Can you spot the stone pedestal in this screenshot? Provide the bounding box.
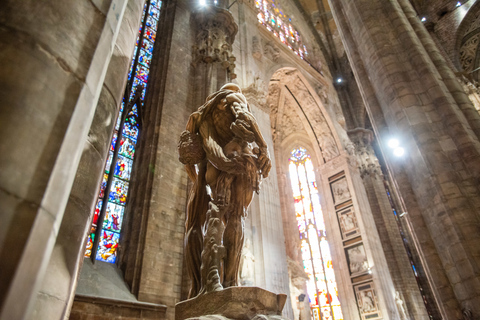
[175,287,287,320]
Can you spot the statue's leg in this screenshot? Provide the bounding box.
[185,162,209,298]
[185,222,203,298]
[223,207,245,288]
[223,174,255,288]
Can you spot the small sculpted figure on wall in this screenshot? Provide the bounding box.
[179,83,271,298]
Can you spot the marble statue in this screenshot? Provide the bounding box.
[179,83,271,298]
[395,291,408,320]
[240,239,255,286]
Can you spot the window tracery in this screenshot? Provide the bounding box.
[84,0,162,263]
[289,147,343,320]
[255,0,308,59]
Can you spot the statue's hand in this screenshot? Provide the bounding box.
[221,156,246,174]
[256,148,271,178]
[230,119,255,142]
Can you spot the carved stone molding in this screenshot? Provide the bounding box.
[347,128,381,178]
[252,36,262,60]
[192,7,238,78]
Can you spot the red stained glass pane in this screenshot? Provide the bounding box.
[96,230,120,263]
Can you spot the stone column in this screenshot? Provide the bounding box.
[0,0,128,319]
[191,5,238,106]
[329,0,480,318]
[348,128,430,319]
[29,2,146,319]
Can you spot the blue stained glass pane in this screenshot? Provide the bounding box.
[114,155,133,181]
[130,78,147,100]
[96,230,120,263]
[152,0,162,9]
[111,131,118,152]
[146,15,158,30]
[109,177,129,205]
[105,151,113,173]
[149,5,160,19]
[142,38,154,55]
[123,119,139,141]
[119,135,136,159]
[138,48,153,68]
[104,202,125,233]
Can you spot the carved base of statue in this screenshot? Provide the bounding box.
[175,287,288,320]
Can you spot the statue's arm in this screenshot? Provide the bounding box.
[199,122,243,174]
[184,112,201,181]
[229,98,271,177]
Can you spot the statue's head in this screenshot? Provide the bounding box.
[220,83,241,93]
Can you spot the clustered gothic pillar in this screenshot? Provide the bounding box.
[0,0,129,319]
[191,5,238,105]
[330,0,480,318]
[348,128,431,319]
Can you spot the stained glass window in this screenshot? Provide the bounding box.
[289,147,343,320]
[255,0,308,59]
[84,0,162,263]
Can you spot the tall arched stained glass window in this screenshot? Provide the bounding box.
[84,0,162,264]
[289,147,343,320]
[255,0,308,59]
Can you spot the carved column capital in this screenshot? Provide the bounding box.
[192,7,238,78]
[347,128,381,178]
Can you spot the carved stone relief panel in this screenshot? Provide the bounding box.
[354,282,382,320]
[337,206,359,239]
[345,243,369,276]
[330,177,351,205]
[288,76,339,162]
